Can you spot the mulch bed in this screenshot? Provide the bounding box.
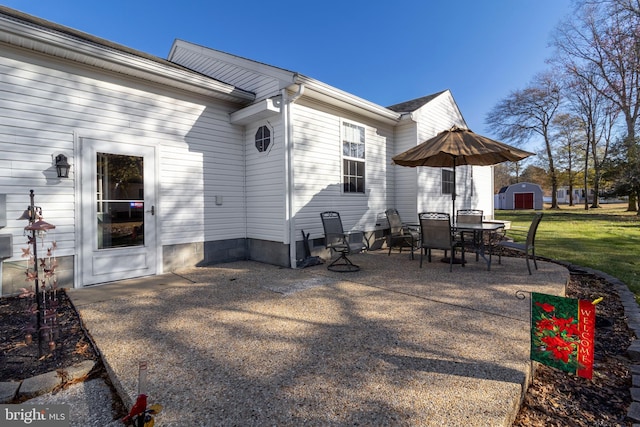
[513,272,635,426]
[0,290,98,382]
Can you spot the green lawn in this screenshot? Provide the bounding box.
[494,204,640,299]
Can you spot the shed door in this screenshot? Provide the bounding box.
[80,138,157,285]
[514,193,534,209]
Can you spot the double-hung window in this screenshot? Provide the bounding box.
[342,122,365,193]
[442,169,454,195]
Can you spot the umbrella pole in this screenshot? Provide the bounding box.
[452,157,456,220]
[443,157,464,264]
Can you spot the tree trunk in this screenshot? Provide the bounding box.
[591,171,601,208]
[546,130,560,209]
[584,143,589,210]
[569,183,574,206]
[625,122,638,211]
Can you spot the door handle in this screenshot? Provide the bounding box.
[147,205,155,216]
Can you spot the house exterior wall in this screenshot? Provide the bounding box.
[0,8,500,293]
[245,118,285,241]
[243,117,291,265]
[470,166,494,218]
[290,99,394,254]
[392,119,420,224]
[0,44,248,294]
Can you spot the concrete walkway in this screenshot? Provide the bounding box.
[67,251,568,426]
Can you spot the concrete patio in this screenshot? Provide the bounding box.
[68,250,568,426]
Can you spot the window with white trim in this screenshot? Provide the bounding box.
[342,122,365,193]
[442,169,454,195]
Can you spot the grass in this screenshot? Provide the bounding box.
[494,203,640,300]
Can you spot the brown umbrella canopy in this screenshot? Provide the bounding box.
[392,126,534,218]
[392,126,534,167]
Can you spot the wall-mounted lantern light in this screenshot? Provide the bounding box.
[55,154,70,178]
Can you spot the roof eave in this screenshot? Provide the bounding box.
[0,8,255,104]
[292,75,401,125]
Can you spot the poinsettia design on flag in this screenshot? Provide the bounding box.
[530,292,595,379]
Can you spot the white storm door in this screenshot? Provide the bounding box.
[80,139,157,285]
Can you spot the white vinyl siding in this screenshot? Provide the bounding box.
[245,119,286,241]
[0,45,247,260]
[291,101,393,241]
[392,120,419,223]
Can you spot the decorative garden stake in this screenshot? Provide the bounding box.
[122,362,163,426]
[19,190,59,356]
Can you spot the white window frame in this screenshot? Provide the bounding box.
[255,124,272,153]
[341,120,366,194]
[441,169,454,195]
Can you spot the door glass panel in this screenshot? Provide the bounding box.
[96,153,144,249]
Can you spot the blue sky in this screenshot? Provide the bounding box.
[3,1,572,151]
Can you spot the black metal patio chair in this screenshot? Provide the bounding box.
[385,208,420,259]
[497,212,543,275]
[456,209,483,261]
[418,212,465,272]
[320,211,366,272]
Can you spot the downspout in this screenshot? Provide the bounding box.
[284,83,305,268]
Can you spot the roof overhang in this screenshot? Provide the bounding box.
[0,7,255,104]
[229,96,282,125]
[293,76,401,126]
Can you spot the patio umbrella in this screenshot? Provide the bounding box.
[392,125,534,217]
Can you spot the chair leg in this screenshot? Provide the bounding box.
[420,247,424,268]
[409,237,415,260]
[532,248,538,270]
[525,255,532,275]
[327,252,360,272]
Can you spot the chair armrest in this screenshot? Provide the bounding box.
[401,223,419,232]
[326,230,363,246]
[345,230,364,244]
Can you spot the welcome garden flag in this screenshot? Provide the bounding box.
[530,292,596,379]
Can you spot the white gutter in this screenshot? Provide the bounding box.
[284,84,305,268]
[294,75,400,125]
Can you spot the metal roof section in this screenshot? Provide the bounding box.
[0,6,255,104]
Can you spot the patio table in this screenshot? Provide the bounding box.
[453,221,505,270]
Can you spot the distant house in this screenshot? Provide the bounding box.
[495,183,543,210]
[556,187,586,204]
[0,6,495,295]
[556,186,626,205]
